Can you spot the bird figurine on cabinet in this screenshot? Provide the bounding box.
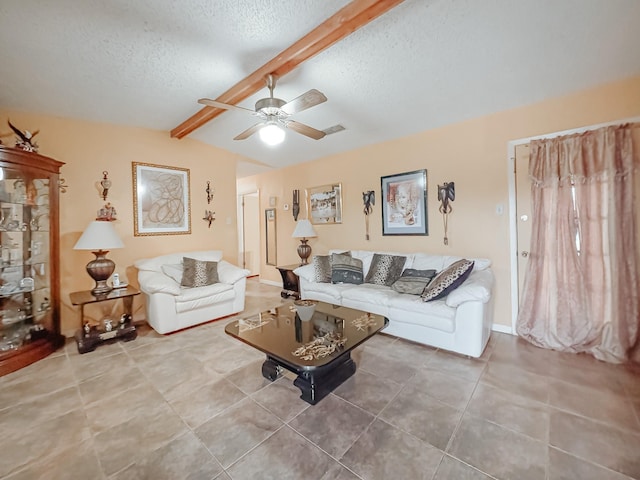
[7,120,40,152]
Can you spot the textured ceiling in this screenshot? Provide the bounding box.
[1,0,639,177]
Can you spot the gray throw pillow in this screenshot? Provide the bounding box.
[181,257,219,287]
[391,268,437,295]
[421,259,474,302]
[312,255,332,283]
[365,254,407,286]
[331,253,363,284]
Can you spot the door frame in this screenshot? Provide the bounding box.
[507,116,640,333]
[237,189,260,273]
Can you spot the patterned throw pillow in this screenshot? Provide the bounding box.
[331,253,364,284]
[391,268,437,295]
[181,257,219,287]
[364,254,407,286]
[421,259,474,302]
[312,255,332,283]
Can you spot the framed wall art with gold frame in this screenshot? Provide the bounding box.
[306,183,342,225]
[132,162,191,236]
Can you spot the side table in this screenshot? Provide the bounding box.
[276,264,301,299]
[70,286,140,353]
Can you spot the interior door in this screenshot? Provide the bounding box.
[515,143,532,307]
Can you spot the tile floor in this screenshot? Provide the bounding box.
[1,278,639,480]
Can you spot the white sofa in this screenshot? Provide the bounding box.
[295,250,494,358]
[134,250,249,334]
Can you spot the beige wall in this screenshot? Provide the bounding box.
[238,76,640,329]
[0,109,242,335]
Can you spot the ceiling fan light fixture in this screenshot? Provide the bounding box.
[259,123,285,146]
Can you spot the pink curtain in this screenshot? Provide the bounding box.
[517,124,639,363]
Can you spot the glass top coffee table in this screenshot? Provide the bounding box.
[225,300,388,405]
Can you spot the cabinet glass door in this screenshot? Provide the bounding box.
[0,168,52,352]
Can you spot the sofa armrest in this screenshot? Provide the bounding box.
[294,264,315,282]
[138,270,181,296]
[445,269,494,308]
[217,260,250,284]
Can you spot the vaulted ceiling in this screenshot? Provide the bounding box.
[1,0,639,177]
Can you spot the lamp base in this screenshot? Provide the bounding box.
[297,239,312,265]
[87,250,115,296]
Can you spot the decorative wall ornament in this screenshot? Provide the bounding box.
[58,178,68,193]
[206,181,214,204]
[292,189,300,221]
[96,202,117,221]
[362,190,375,240]
[100,171,111,200]
[437,182,455,245]
[203,210,216,228]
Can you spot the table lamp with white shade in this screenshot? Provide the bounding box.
[73,221,124,295]
[292,219,317,265]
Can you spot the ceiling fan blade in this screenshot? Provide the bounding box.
[198,98,256,115]
[281,89,327,115]
[234,123,265,140]
[285,120,326,140]
[322,124,346,135]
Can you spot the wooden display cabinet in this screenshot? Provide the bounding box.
[0,147,65,376]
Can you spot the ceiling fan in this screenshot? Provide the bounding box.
[198,74,344,145]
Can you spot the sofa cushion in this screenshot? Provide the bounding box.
[331,253,364,284]
[312,255,332,283]
[181,257,219,287]
[388,295,456,332]
[421,259,474,302]
[341,284,396,308]
[364,254,407,286]
[391,268,437,295]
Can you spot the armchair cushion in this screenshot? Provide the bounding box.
[161,263,183,284]
[138,270,181,296]
[217,260,250,284]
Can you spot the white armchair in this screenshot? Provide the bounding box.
[134,250,249,334]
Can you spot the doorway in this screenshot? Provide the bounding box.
[238,191,260,276]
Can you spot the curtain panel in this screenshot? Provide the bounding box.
[517,124,639,363]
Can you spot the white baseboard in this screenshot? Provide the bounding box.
[492,323,514,335]
[259,279,281,287]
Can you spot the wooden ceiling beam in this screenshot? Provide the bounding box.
[171,0,405,139]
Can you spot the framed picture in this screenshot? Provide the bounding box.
[306,183,343,224]
[381,169,428,235]
[132,162,191,236]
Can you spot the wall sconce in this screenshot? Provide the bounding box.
[100,171,111,201]
[203,210,216,228]
[437,182,455,245]
[206,181,214,204]
[362,190,375,240]
[292,189,300,221]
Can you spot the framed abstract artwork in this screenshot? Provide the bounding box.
[381,169,428,235]
[132,162,191,236]
[306,183,343,224]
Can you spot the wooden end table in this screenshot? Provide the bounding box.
[276,264,302,299]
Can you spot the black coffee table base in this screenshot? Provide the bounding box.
[262,352,356,405]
